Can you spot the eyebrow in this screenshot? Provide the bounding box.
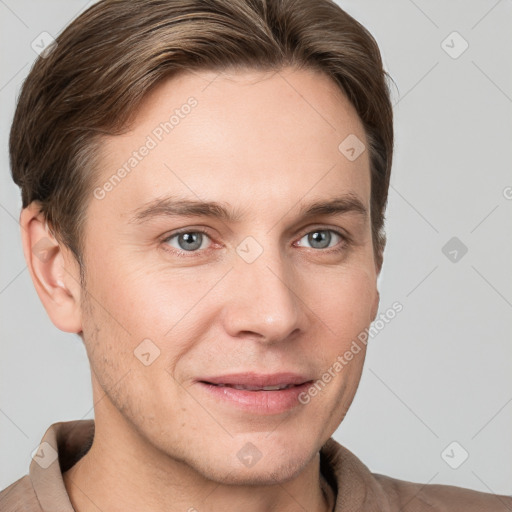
[128,193,368,225]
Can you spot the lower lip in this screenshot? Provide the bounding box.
[197,381,313,414]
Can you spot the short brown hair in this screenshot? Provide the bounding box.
[10,0,393,281]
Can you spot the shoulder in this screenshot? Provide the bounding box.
[320,437,512,511]
[374,472,512,511]
[0,475,43,512]
[0,419,94,512]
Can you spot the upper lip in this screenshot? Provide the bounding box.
[198,372,312,387]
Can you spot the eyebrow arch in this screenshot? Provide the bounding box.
[128,193,367,225]
[297,194,367,220]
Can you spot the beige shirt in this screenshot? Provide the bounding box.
[1,420,510,511]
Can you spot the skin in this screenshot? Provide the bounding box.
[20,66,380,512]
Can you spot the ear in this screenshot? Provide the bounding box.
[19,202,83,333]
[371,287,380,323]
[371,241,384,322]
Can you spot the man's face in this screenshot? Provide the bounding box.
[79,66,379,484]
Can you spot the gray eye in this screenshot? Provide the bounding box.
[300,230,339,250]
[167,232,208,252]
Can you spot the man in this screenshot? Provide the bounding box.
[1,0,511,510]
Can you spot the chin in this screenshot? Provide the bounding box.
[198,455,313,487]
[186,434,319,486]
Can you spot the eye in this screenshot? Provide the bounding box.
[162,229,212,254]
[296,229,346,251]
[161,227,349,258]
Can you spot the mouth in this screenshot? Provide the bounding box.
[195,373,314,414]
[198,372,311,389]
[201,382,302,391]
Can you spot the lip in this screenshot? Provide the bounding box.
[198,372,311,388]
[195,372,313,415]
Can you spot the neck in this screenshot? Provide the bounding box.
[63,397,334,512]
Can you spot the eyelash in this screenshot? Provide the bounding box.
[161,227,351,258]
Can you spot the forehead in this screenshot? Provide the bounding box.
[89,66,370,225]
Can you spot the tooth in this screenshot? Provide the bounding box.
[221,384,295,391]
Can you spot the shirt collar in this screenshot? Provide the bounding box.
[29,419,389,512]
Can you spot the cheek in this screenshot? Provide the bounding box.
[84,258,221,368]
[87,250,183,332]
[306,264,377,339]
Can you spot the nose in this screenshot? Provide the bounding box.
[220,242,305,344]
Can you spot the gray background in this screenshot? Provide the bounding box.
[1,0,511,496]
